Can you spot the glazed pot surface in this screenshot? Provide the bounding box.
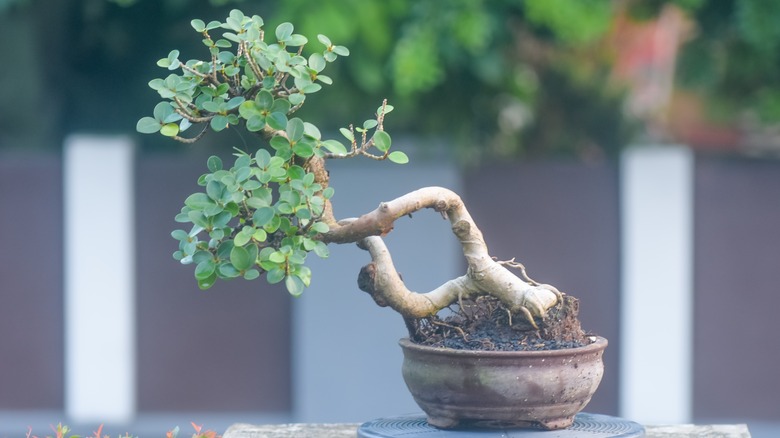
[399,336,607,430]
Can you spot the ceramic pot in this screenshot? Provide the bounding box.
[399,336,607,430]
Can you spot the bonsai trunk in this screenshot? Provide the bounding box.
[317,181,562,329]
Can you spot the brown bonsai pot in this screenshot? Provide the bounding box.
[399,336,608,430]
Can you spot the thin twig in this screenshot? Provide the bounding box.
[496,257,540,286]
[173,124,209,144]
[431,319,469,342]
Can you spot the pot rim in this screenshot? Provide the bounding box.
[399,336,607,358]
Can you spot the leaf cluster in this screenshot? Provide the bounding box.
[137,10,407,295]
[171,149,332,294]
[136,9,349,140]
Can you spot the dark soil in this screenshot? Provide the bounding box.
[405,294,590,351]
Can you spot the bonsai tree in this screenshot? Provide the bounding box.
[137,10,573,343]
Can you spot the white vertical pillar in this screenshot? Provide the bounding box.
[620,145,694,424]
[64,135,136,423]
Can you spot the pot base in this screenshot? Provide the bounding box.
[358,413,645,437]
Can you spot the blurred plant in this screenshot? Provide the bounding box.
[23,422,219,438]
[272,0,630,160]
[676,0,780,123]
[8,0,780,156]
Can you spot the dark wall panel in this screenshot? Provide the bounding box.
[0,155,64,409]
[135,153,291,413]
[463,161,621,415]
[693,156,780,420]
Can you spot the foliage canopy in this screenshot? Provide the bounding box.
[138,10,405,294]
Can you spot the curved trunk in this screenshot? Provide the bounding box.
[321,186,560,324]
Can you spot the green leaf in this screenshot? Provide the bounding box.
[295,207,311,220]
[235,166,251,182]
[255,149,272,167]
[293,142,314,158]
[276,22,294,41]
[153,101,175,121]
[160,123,180,137]
[244,269,260,280]
[269,251,286,264]
[253,228,267,242]
[206,180,225,201]
[339,127,354,143]
[246,116,266,132]
[286,117,304,142]
[136,117,161,134]
[230,245,251,271]
[171,229,189,241]
[219,263,240,278]
[207,155,223,172]
[267,112,288,131]
[197,273,217,290]
[321,139,347,155]
[270,135,291,151]
[239,101,261,118]
[312,240,329,258]
[378,104,394,115]
[271,98,291,114]
[288,93,305,106]
[276,202,294,215]
[363,119,378,130]
[286,165,305,180]
[322,186,335,199]
[225,17,241,32]
[332,45,350,56]
[234,231,251,247]
[285,275,305,296]
[229,9,245,21]
[309,222,330,234]
[252,206,275,227]
[309,53,326,72]
[301,83,322,93]
[267,267,285,284]
[211,115,229,131]
[287,34,308,46]
[201,100,222,113]
[195,260,216,280]
[175,210,192,223]
[317,34,332,47]
[191,19,206,32]
[256,90,274,109]
[388,150,409,164]
[373,130,391,152]
[185,193,214,209]
[213,210,232,227]
[225,96,245,110]
[243,181,262,192]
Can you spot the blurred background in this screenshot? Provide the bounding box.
[1,0,780,436]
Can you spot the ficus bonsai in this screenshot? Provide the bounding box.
[137,9,563,334]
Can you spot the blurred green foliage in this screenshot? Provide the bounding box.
[4,0,780,159]
[261,0,632,160]
[676,0,780,124]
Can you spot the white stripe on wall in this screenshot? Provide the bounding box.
[64,135,136,423]
[619,145,694,424]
